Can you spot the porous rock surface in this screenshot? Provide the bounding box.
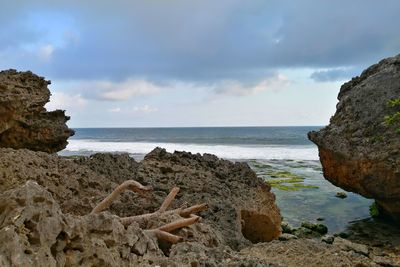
[308,54,400,221]
[0,70,74,153]
[0,147,281,266]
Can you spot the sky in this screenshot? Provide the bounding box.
[1,0,400,127]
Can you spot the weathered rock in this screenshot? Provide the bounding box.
[279,233,298,241]
[241,239,375,267]
[333,237,369,256]
[301,221,328,235]
[335,192,347,199]
[308,54,400,222]
[0,180,164,267]
[321,235,335,244]
[137,148,282,247]
[0,70,74,153]
[0,147,281,265]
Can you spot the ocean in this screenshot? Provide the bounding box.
[62,126,319,160]
[60,126,373,233]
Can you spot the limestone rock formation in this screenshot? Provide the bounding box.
[0,69,74,153]
[308,54,400,222]
[138,148,282,247]
[0,147,281,265]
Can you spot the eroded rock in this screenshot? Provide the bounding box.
[0,70,74,153]
[308,54,400,222]
[138,148,282,247]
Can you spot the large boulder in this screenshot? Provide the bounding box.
[308,54,400,222]
[0,147,281,265]
[0,69,74,153]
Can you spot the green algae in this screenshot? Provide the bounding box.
[369,202,379,217]
[264,170,319,191]
[271,183,319,191]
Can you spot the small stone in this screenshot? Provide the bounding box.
[278,233,298,241]
[321,235,334,244]
[281,221,294,234]
[316,217,325,221]
[301,221,328,235]
[335,192,347,199]
[334,232,350,238]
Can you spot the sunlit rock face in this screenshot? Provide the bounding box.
[0,69,74,153]
[309,54,400,222]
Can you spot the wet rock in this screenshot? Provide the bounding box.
[335,232,351,239]
[301,221,328,235]
[308,54,400,222]
[281,221,294,234]
[0,70,74,153]
[335,192,347,199]
[321,235,335,244]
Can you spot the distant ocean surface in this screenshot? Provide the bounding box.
[62,126,320,160]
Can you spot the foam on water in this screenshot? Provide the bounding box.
[65,139,319,160]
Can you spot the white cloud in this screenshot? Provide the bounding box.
[132,105,158,114]
[45,92,87,111]
[108,107,121,113]
[97,79,160,101]
[214,74,290,96]
[38,44,54,61]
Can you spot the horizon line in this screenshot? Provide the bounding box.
[71,125,325,129]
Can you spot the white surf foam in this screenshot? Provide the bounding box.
[65,139,319,160]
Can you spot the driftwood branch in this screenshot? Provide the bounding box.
[91,180,153,214]
[91,180,207,244]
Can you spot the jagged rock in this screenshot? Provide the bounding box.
[137,148,282,247]
[308,54,400,222]
[0,180,163,267]
[0,69,74,153]
[0,147,281,265]
[0,148,283,266]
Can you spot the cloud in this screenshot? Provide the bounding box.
[38,44,54,61]
[132,105,158,114]
[45,92,87,111]
[310,68,358,82]
[97,79,159,101]
[108,107,121,112]
[70,79,160,101]
[0,0,399,83]
[214,74,290,96]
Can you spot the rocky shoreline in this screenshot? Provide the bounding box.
[1,148,399,266]
[0,59,400,266]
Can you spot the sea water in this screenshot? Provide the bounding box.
[60,126,373,233]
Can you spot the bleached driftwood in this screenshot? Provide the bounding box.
[91,180,207,244]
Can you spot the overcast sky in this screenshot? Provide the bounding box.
[1,0,399,127]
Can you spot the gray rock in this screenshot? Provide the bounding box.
[335,192,347,199]
[333,237,369,256]
[321,235,335,244]
[301,221,328,235]
[308,54,400,222]
[279,233,298,241]
[281,221,294,234]
[0,70,74,153]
